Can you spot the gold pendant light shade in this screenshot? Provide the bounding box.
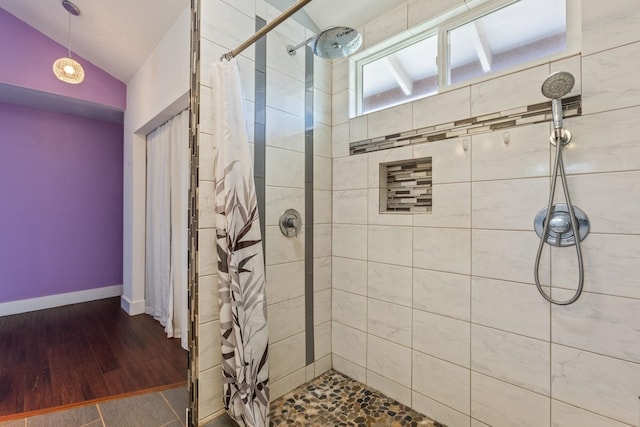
[53,0,85,84]
[53,57,85,84]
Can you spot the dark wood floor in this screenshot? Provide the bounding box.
[0,297,187,419]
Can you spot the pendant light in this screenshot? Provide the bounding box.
[52,0,85,84]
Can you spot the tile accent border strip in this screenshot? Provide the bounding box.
[187,0,200,425]
[255,17,267,251]
[304,45,315,365]
[350,95,582,155]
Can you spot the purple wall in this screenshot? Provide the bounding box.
[0,103,123,303]
[0,8,126,110]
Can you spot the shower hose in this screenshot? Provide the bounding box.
[533,131,585,305]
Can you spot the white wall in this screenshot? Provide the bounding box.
[331,1,640,427]
[122,7,190,315]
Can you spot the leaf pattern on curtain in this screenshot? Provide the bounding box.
[212,58,269,427]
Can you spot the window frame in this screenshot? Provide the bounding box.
[352,0,581,117]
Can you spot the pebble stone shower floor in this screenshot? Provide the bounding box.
[268,370,446,427]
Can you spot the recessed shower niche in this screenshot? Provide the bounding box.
[379,157,433,213]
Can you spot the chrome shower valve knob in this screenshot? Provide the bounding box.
[279,209,302,238]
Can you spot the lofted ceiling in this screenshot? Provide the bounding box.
[267,0,408,33]
[0,0,405,84]
[0,0,188,83]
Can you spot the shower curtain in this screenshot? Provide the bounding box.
[212,59,269,426]
[145,109,190,350]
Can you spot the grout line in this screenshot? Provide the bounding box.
[469,129,474,416]
[159,390,184,426]
[96,404,106,427]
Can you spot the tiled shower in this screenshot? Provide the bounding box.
[194,0,640,426]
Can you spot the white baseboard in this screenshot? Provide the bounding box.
[0,285,123,317]
[120,295,146,316]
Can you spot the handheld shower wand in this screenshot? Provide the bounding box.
[533,71,590,305]
[541,71,574,141]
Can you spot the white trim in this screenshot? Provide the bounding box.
[120,294,146,315]
[0,285,123,317]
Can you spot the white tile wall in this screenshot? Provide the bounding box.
[413,137,471,184]
[314,256,332,292]
[413,309,470,368]
[413,87,470,129]
[369,262,413,307]
[313,289,331,326]
[266,261,304,304]
[563,107,640,175]
[314,190,332,224]
[471,122,550,181]
[332,123,350,159]
[471,324,550,395]
[367,103,413,139]
[313,122,332,159]
[472,229,550,284]
[333,190,367,224]
[332,322,367,367]
[265,186,305,227]
[368,225,413,267]
[332,289,367,331]
[472,277,550,341]
[413,268,470,321]
[412,183,471,228]
[582,41,640,114]
[367,335,412,387]
[472,178,549,230]
[551,233,640,299]
[471,372,551,427]
[551,291,640,364]
[327,6,640,425]
[413,351,471,415]
[270,332,306,382]
[551,344,640,426]
[414,227,471,274]
[332,224,367,260]
[412,392,471,427]
[368,299,412,346]
[265,147,305,188]
[332,257,367,296]
[265,108,305,152]
[470,65,549,117]
[267,297,305,343]
[367,370,411,407]
[582,0,640,55]
[551,400,630,427]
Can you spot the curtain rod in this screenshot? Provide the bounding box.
[221,0,312,61]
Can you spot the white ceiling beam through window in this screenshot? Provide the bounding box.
[470,21,493,72]
[384,55,414,96]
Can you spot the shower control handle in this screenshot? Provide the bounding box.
[279,209,302,238]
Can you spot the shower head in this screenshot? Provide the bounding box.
[287,26,362,59]
[541,71,575,99]
[541,72,575,138]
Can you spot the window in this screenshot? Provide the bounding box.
[447,0,566,85]
[355,0,578,116]
[362,35,437,114]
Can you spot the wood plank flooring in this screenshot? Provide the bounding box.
[0,297,187,419]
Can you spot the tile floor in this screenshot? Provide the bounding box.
[1,371,444,427]
[0,386,187,427]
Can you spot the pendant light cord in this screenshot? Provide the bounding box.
[67,11,72,58]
